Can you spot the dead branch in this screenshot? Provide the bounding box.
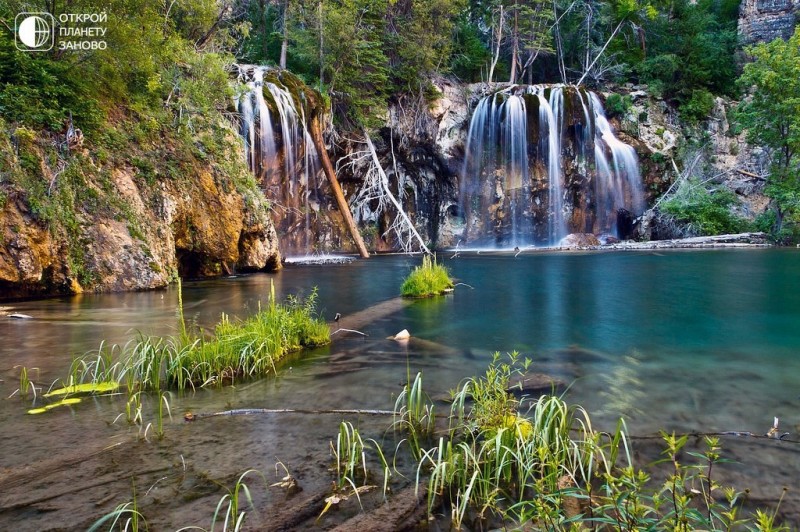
[185,408,395,421]
[340,131,431,254]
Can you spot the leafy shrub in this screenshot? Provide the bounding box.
[605,93,633,118]
[400,255,454,297]
[661,178,750,235]
[680,88,716,123]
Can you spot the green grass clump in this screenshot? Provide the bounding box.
[59,282,329,393]
[411,353,789,530]
[400,255,454,298]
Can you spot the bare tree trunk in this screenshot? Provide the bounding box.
[577,18,625,86]
[552,0,567,84]
[509,2,519,84]
[488,5,504,84]
[310,115,370,258]
[279,0,289,69]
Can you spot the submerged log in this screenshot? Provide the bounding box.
[310,114,370,258]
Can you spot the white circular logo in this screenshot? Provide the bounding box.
[18,15,51,49]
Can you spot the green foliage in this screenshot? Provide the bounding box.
[626,0,738,112]
[413,355,789,529]
[422,352,604,529]
[604,93,632,118]
[393,372,436,460]
[660,178,750,235]
[57,282,329,393]
[680,88,715,123]
[736,27,800,241]
[386,0,465,93]
[450,14,492,81]
[400,254,454,297]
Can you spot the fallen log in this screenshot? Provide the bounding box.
[310,114,369,258]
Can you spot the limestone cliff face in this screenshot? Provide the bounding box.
[0,121,280,300]
[738,0,800,45]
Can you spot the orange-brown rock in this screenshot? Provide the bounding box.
[0,130,280,300]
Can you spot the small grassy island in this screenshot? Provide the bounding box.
[400,255,455,298]
[45,283,330,397]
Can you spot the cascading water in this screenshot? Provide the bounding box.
[460,85,645,246]
[237,66,324,256]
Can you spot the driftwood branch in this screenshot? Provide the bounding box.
[185,408,395,421]
[331,328,369,337]
[736,168,768,181]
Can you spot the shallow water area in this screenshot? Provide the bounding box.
[2,249,800,528]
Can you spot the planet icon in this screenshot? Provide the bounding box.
[18,15,52,49]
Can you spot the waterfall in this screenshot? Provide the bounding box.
[460,91,532,247]
[460,85,644,246]
[237,66,323,256]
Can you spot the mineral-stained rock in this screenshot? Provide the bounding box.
[558,233,601,248]
[0,135,280,300]
[738,0,800,46]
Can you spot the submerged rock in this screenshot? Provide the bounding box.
[392,329,411,340]
[507,373,567,396]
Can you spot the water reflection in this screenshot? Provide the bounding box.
[2,249,800,528]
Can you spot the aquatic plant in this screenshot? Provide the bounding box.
[51,282,329,397]
[331,421,368,489]
[9,365,39,399]
[414,353,603,528]
[209,470,263,532]
[404,354,790,530]
[88,479,146,532]
[393,371,435,460]
[400,255,454,298]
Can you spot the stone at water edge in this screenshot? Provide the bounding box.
[558,233,601,248]
[393,329,411,340]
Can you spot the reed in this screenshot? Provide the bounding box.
[416,353,612,528]
[393,372,435,459]
[88,479,146,532]
[51,282,329,397]
[10,365,39,399]
[210,470,263,532]
[331,421,367,488]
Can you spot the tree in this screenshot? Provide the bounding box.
[736,26,800,238]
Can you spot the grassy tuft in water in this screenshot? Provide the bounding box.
[400,255,454,298]
[409,353,790,530]
[54,281,329,396]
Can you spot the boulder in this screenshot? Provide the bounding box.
[558,233,601,248]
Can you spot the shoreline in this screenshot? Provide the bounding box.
[0,233,781,305]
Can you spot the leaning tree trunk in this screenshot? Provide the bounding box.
[310,115,370,258]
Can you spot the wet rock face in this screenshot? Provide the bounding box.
[0,133,280,300]
[738,0,800,45]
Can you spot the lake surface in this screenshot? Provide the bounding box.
[1,249,800,529]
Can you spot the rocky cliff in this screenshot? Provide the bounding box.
[738,0,800,45]
[0,116,280,300]
[334,80,670,249]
